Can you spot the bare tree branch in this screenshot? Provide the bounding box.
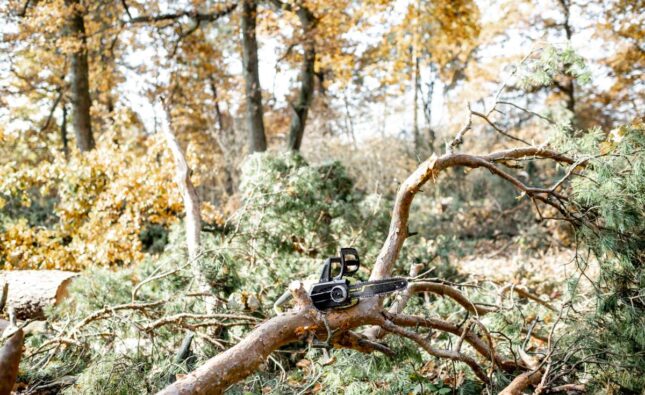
[127,3,237,25]
[499,369,543,395]
[410,281,497,315]
[379,318,490,383]
[385,313,518,371]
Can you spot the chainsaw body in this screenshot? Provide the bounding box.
[309,248,407,310]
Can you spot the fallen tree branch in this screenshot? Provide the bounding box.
[159,144,578,394]
[499,369,543,395]
[142,313,259,332]
[75,301,164,332]
[370,147,574,282]
[159,285,384,394]
[544,383,585,393]
[0,310,24,395]
[499,284,557,312]
[332,331,394,356]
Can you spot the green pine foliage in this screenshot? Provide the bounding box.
[558,121,644,392]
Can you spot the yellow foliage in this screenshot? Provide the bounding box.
[0,124,222,270]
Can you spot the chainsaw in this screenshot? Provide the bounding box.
[308,248,408,310]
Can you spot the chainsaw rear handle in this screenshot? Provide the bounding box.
[318,248,360,282]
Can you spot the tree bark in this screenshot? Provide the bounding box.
[0,326,23,395]
[159,285,383,395]
[499,369,543,395]
[556,0,575,115]
[240,0,267,153]
[287,7,315,151]
[66,0,95,152]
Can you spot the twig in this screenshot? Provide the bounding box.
[471,110,532,146]
[499,285,557,312]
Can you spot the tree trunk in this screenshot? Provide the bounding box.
[557,0,575,115]
[287,7,315,151]
[65,0,94,152]
[61,102,69,158]
[240,0,267,153]
[160,104,217,315]
[209,80,236,196]
[412,55,421,149]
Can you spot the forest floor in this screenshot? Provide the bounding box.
[460,244,576,284]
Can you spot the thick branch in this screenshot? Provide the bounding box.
[158,311,312,395]
[369,148,574,281]
[410,282,497,316]
[499,369,543,395]
[160,288,383,394]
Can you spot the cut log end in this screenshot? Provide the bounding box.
[0,270,79,320]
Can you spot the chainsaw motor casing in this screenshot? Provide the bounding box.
[309,279,352,309]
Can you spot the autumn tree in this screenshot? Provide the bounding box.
[0,0,104,152]
[346,0,480,151]
[451,0,643,133]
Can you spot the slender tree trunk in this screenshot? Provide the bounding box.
[240,0,267,153]
[66,0,95,152]
[160,103,216,315]
[411,0,421,149]
[209,80,236,196]
[287,7,315,151]
[557,0,575,115]
[422,65,436,151]
[412,55,421,148]
[61,103,69,159]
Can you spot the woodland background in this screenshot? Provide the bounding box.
[0,0,643,394]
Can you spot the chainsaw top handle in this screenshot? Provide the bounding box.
[318,247,361,282]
